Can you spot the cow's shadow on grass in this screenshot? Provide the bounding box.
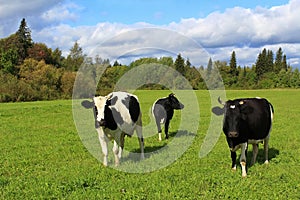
[168,130,197,138]
[246,147,280,167]
[122,129,196,162]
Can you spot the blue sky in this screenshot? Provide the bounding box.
[68,0,289,26]
[0,0,299,67]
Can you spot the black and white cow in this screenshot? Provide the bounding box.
[152,93,184,141]
[212,97,274,177]
[81,91,144,166]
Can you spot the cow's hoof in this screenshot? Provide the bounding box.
[103,160,108,167]
[232,167,237,171]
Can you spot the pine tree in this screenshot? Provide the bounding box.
[206,57,213,77]
[16,18,32,60]
[267,49,274,72]
[282,54,288,71]
[255,48,270,80]
[255,51,264,80]
[229,51,238,76]
[186,58,191,68]
[228,51,239,86]
[174,53,185,76]
[274,47,283,73]
[65,41,84,71]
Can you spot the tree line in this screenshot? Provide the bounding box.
[0,19,299,102]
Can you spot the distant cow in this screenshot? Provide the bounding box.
[152,93,184,141]
[81,91,144,166]
[212,97,274,177]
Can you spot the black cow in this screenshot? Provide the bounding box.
[152,93,184,141]
[81,91,144,166]
[212,97,274,177]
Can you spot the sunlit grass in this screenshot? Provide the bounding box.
[0,90,299,199]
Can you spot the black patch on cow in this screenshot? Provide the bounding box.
[94,106,100,128]
[121,95,130,109]
[107,96,118,106]
[111,107,124,125]
[99,95,127,130]
[122,95,140,123]
[103,105,118,130]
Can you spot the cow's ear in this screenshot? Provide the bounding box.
[212,106,224,115]
[81,100,94,109]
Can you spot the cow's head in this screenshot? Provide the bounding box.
[81,93,113,127]
[168,93,184,110]
[212,97,254,138]
[93,93,114,127]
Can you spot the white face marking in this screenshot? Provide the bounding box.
[230,105,236,109]
[93,96,107,122]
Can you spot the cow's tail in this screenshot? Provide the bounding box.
[269,102,274,121]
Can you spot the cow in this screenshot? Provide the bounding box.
[212,97,274,177]
[152,93,184,141]
[81,91,144,166]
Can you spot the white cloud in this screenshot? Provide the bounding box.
[0,0,61,19]
[0,0,81,37]
[169,0,300,48]
[1,0,299,68]
[41,2,81,23]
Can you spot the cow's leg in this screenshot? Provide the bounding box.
[231,151,237,171]
[155,118,162,141]
[113,140,121,166]
[264,136,269,164]
[240,142,248,177]
[164,119,170,139]
[135,123,145,159]
[112,132,125,166]
[250,143,259,166]
[96,128,109,166]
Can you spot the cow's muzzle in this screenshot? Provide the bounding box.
[180,104,184,109]
[228,131,238,138]
[99,119,106,127]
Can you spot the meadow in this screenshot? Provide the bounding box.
[0,90,299,199]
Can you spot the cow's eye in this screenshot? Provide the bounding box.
[230,105,236,109]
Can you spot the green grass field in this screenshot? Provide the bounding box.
[1,90,300,199]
